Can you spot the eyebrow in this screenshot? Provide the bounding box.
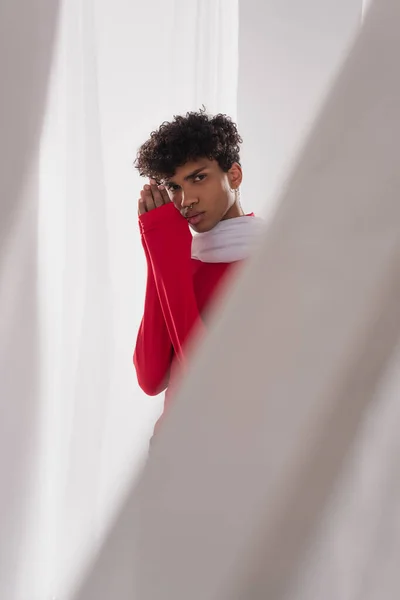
[167,166,207,186]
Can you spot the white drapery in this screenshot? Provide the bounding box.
[71,2,400,599]
[0,1,238,598]
[362,0,374,19]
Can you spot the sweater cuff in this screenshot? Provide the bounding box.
[139,202,188,234]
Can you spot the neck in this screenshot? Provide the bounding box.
[222,201,245,221]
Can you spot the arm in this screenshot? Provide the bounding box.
[133,235,173,396]
[140,202,205,369]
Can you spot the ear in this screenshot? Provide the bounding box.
[228,162,243,189]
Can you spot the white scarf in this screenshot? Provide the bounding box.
[191,215,265,263]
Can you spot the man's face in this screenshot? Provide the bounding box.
[164,158,242,233]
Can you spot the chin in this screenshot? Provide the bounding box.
[194,215,222,233]
[190,221,213,233]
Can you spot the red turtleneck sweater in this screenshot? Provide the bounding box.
[133,202,244,431]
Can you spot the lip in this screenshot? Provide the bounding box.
[186,212,205,225]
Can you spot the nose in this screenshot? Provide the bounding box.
[180,190,198,209]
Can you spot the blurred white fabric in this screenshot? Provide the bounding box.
[71,1,400,599]
[4,0,391,599]
[0,1,238,598]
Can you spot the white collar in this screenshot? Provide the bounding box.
[191,214,265,263]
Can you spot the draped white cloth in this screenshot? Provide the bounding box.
[191,215,265,263]
[71,1,400,600]
[0,2,61,597]
[6,1,394,599]
[0,1,238,598]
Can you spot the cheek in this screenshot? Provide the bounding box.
[208,182,230,209]
[219,185,233,212]
[171,193,182,209]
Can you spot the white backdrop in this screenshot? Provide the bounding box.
[0,1,238,598]
[70,2,400,599]
[0,1,377,598]
[237,0,363,221]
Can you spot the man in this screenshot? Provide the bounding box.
[133,109,263,437]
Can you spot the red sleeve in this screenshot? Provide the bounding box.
[133,235,173,396]
[136,202,205,377]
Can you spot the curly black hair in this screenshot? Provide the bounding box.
[134,108,242,182]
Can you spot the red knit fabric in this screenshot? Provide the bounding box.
[133,202,244,430]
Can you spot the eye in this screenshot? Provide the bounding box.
[193,174,206,183]
[166,183,180,192]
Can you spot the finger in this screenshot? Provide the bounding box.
[138,197,147,215]
[149,179,164,208]
[142,185,155,211]
[157,184,171,205]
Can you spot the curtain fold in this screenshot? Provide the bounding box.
[0,1,238,598]
[69,1,400,599]
[0,1,61,598]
